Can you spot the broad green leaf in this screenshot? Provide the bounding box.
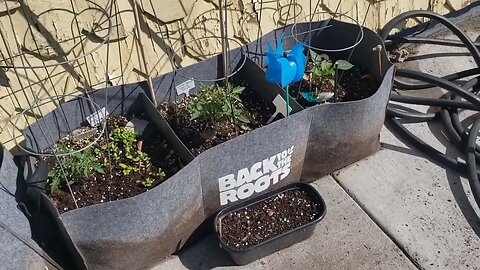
[335,60,354,70]
[320,60,332,72]
[312,66,323,78]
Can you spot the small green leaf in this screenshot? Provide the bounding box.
[190,110,200,120]
[329,79,335,86]
[236,114,250,123]
[232,86,245,94]
[312,66,322,78]
[50,180,59,192]
[309,49,322,65]
[335,60,354,70]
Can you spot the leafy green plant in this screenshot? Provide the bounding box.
[187,83,250,124]
[310,49,354,84]
[109,127,150,175]
[301,50,354,103]
[48,126,167,192]
[48,145,104,192]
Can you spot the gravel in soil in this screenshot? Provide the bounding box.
[46,115,183,213]
[219,189,320,249]
[158,83,274,156]
[289,61,379,107]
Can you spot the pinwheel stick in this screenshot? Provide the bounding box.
[285,85,290,116]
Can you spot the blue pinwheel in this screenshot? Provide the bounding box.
[265,33,306,116]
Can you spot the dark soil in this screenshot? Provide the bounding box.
[46,115,183,213]
[289,61,379,107]
[219,189,320,249]
[159,83,274,156]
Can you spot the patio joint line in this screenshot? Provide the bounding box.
[330,173,424,270]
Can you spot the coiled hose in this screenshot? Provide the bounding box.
[380,10,480,210]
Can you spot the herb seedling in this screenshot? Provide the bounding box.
[48,124,166,192]
[301,49,354,103]
[187,83,250,124]
[48,145,104,192]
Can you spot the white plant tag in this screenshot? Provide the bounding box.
[86,107,108,127]
[267,95,293,124]
[176,79,195,96]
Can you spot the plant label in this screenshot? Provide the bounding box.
[267,95,292,124]
[176,79,195,96]
[86,107,108,127]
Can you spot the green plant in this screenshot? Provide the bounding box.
[108,127,152,176]
[310,49,354,85]
[187,83,250,124]
[142,177,155,188]
[141,169,166,188]
[48,122,168,193]
[48,145,104,192]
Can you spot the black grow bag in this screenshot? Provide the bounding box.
[0,145,57,269]
[215,182,326,265]
[244,19,394,179]
[22,85,203,270]
[20,19,393,270]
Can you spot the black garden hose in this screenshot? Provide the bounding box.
[382,10,480,210]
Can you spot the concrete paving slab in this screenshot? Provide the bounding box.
[334,124,480,270]
[333,11,480,270]
[152,176,417,270]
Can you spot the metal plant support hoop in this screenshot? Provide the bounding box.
[172,36,247,83]
[13,95,107,157]
[291,12,364,52]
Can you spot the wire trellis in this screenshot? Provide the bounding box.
[0,0,374,210]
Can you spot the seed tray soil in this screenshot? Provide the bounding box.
[46,115,183,213]
[289,61,379,107]
[219,189,320,249]
[158,83,274,156]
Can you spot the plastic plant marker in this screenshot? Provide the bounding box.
[300,92,318,103]
[266,95,293,124]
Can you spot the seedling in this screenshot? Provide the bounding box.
[301,49,354,103]
[187,83,250,124]
[48,124,166,192]
[48,145,104,192]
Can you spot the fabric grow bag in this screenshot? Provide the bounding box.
[20,20,393,270]
[150,54,309,216]
[0,144,57,269]
[22,84,206,270]
[244,20,394,179]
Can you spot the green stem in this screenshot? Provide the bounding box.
[285,84,290,116]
